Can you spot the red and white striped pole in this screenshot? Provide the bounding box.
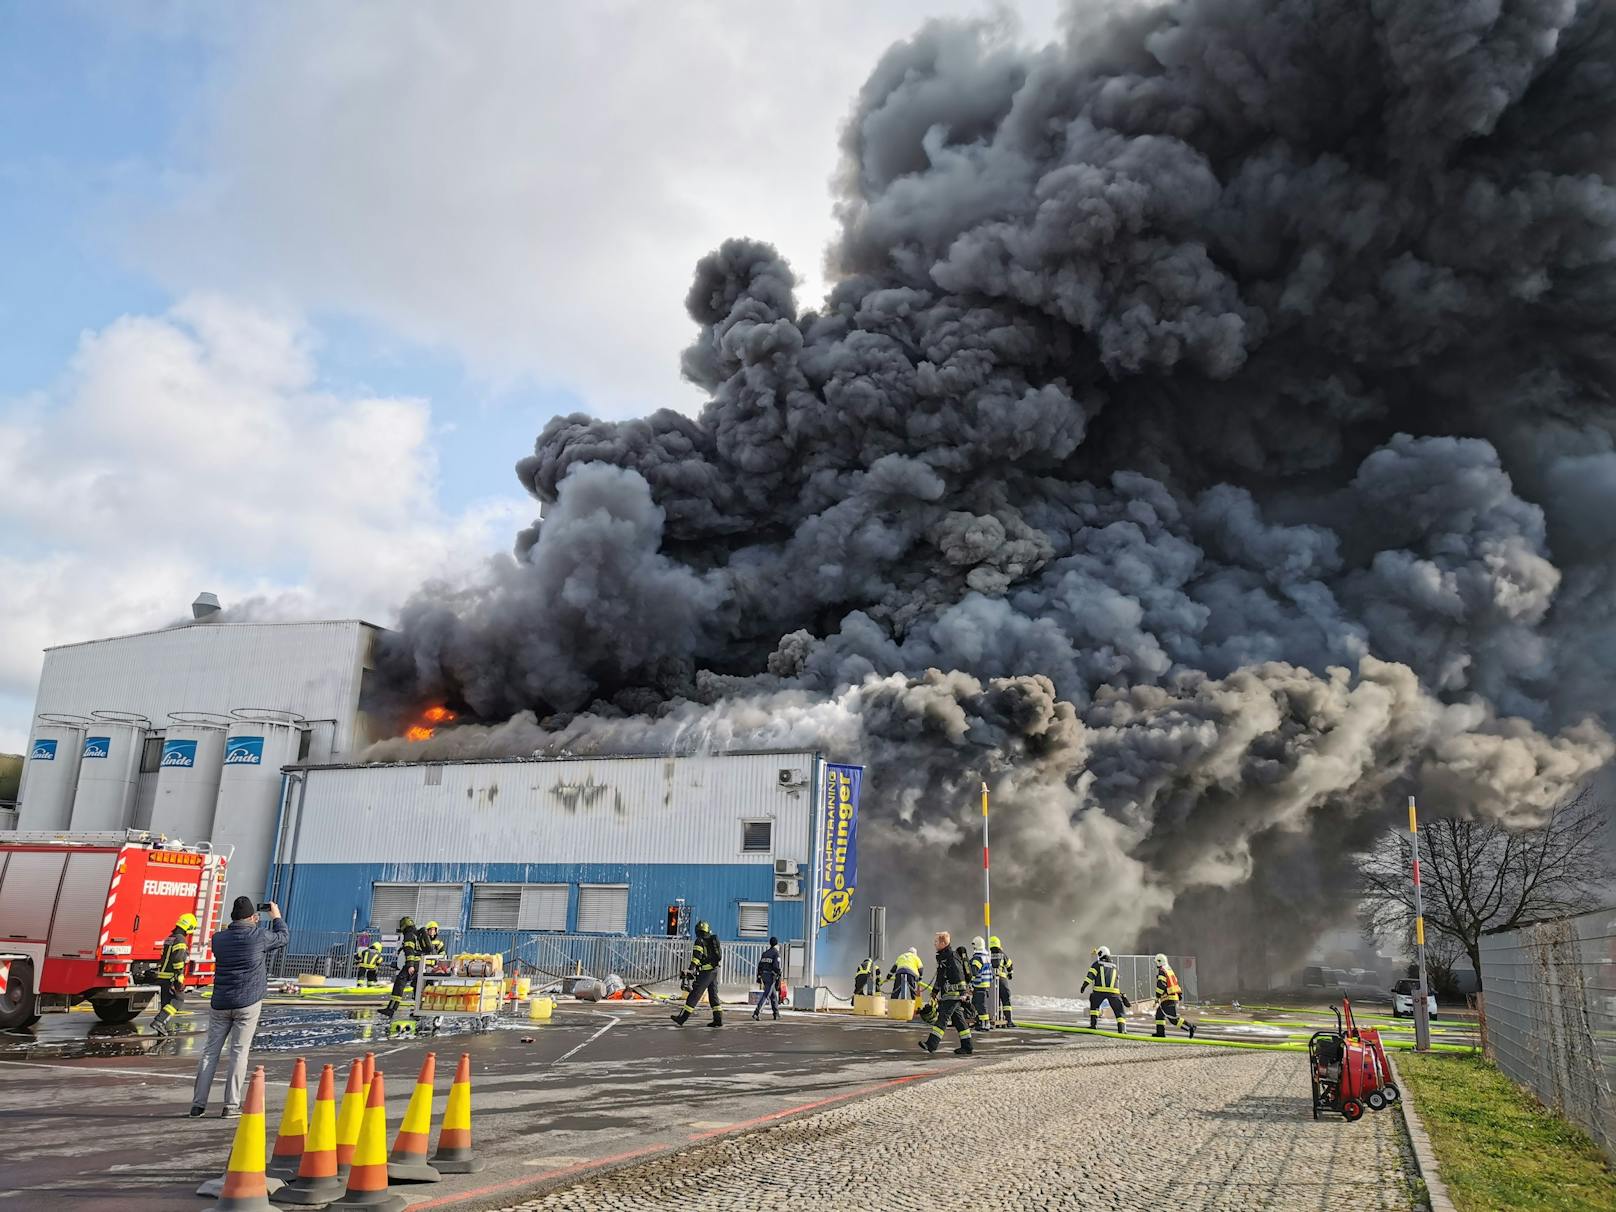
[1408,795,1432,1052]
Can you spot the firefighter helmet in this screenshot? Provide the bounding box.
[1096,945,1111,960]
[177,913,199,933]
[1154,953,1168,967]
[399,916,415,930]
[988,935,1002,950]
[425,921,439,931]
[695,919,712,936]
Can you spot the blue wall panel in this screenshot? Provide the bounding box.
[277,860,807,942]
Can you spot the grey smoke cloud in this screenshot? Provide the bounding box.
[375,0,1616,984]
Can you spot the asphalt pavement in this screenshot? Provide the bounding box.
[0,998,1066,1210]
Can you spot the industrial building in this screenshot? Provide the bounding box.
[14,596,383,899]
[270,750,826,975]
[9,599,861,975]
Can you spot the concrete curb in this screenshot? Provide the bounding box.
[1385,1052,1458,1212]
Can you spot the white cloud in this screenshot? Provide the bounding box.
[0,295,529,742]
[140,1,1058,416]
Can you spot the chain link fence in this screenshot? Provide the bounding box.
[1113,954,1199,1004]
[1480,907,1616,1163]
[267,927,765,992]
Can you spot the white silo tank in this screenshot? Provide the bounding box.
[69,712,150,831]
[211,709,308,902]
[149,713,230,843]
[16,715,91,832]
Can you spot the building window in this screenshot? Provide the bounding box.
[737,902,770,938]
[742,820,773,853]
[140,736,163,774]
[468,883,568,932]
[371,883,463,931]
[424,764,443,786]
[575,885,629,934]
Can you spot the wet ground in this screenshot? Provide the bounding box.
[0,995,1066,1210]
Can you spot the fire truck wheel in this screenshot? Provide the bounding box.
[0,960,36,1030]
[90,995,143,1024]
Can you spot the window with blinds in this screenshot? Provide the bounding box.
[575,885,629,934]
[741,820,773,852]
[737,902,770,938]
[469,884,568,931]
[370,883,463,930]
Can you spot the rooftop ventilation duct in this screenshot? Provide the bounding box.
[192,592,222,622]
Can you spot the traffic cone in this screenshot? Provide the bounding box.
[429,1053,485,1173]
[276,1063,345,1206]
[215,1066,275,1211]
[268,1057,309,1179]
[335,1057,366,1172]
[387,1051,442,1183]
[329,1069,405,1211]
[363,1051,376,1096]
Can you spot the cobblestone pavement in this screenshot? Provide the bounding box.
[494,1038,1416,1211]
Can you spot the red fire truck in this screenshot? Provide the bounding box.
[0,830,230,1029]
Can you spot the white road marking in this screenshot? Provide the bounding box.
[553,1011,621,1064]
[0,1058,195,1082]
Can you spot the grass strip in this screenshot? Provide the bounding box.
[1397,1052,1616,1211]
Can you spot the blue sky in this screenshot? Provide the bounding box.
[0,1,1056,751]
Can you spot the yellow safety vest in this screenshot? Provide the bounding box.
[1156,968,1182,999]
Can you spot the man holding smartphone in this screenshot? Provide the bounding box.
[189,896,289,1118]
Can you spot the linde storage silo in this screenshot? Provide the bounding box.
[16,714,90,831]
[212,710,307,902]
[148,713,230,842]
[68,711,150,831]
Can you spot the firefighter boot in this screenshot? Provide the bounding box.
[1117,1019,1127,1034]
[1186,1022,1197,1038]
[918,1034,939,1054]
[670,1008,690,1027]
[1003,1010,1014,1027]
[1154,1023,1166,1038]
[1088,1014,1099,1030]
[706,1011,723,1028]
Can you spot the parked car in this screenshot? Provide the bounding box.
[1391,978,1438,1019]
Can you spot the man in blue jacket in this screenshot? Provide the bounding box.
[189,896,289,1118]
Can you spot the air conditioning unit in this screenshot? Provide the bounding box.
[777,768,806,787]
[773,858,800,876]
[775,877,802,898]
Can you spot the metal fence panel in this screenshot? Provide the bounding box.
[1480,907,1616,1163]
[1112,954,1198,1004]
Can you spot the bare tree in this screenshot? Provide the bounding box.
[1358,790,1610,988]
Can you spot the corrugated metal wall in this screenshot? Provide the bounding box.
[286,751,818,865]
[274,751,820,942]
[29,620,376,761]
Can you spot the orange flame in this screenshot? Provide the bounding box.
[405,705,457,742]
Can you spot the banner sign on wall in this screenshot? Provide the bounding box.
[818,763,863,928]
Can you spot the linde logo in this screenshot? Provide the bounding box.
[224,736,264,765]
[82,737,110,759]
[30,739,57,761]
[142,878,196,897]
[160,739,198,769]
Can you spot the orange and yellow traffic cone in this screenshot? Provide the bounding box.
[387,1051,441,1183]
[363,1051,376,1095]
[335,1057,366,1173]
[429,1052,485,1173]
[216,1066,275,1211]
[276,1063,345,1206]
[329,1069,405,1211]
[268,1057,309,1179]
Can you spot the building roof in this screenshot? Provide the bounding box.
[285,747,826,773]
[44,618,386,653]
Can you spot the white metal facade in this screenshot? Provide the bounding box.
[283,751,818,866]
[28,619,380,762]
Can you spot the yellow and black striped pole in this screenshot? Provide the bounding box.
[1408,795,1431,1052]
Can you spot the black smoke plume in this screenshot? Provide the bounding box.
[371,0,1616,987]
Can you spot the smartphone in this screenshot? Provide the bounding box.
[256,903,272,912]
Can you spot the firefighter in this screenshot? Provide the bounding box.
[1153,953,1196,1038]
[149,913,198,1036]
[990,935,1015,1027]
[671,920,723,1027]
[1081,945,1128,1032]
[853,956,877,997]
[419,921,447,964]
[918,931,973,1055]
[887,946,922,1000]
[382,916,423,1019]
[354,936,382,986]
[969,936,994,1031]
